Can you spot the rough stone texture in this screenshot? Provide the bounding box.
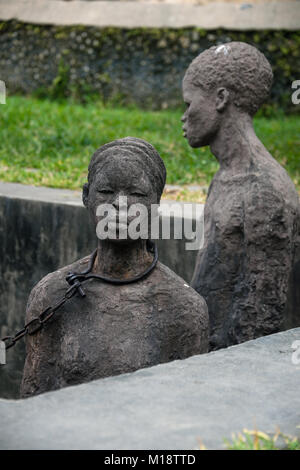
[18,138,208,397]
[1,328,300,450]
[182,42,300,350]
[0,22,298,111]
[20,255,208,398]
[0,182,202,399]
[0,187,96,399]
[1,1,299,29]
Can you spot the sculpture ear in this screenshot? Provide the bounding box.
[82,183,89,207]
[216,87,229,112]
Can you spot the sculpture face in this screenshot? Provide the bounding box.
[181,76,221,148]
[87,155,157,241]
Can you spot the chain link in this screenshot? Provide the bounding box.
[1,241,158,353]
[1,281,83,350]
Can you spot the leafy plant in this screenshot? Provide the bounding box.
[225,428,300,450]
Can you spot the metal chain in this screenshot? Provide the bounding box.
[1,241,158,352]
[1,282,83,350]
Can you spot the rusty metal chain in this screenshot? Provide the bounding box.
[1,281,85,351]
[1,241,158,353]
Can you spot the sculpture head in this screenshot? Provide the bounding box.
[182,42,273,148]
[82,137,166,242]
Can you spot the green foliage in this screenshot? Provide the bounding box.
[0,96,299,193]
[48,60,70,100]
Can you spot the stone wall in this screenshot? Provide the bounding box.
[0,0,299,111]
[0,21,299,111]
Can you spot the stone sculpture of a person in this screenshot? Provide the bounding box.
[21,137,209,397]
[181,42,300,350]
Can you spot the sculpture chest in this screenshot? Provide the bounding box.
[22,265,206,396]
[32,280,170,385]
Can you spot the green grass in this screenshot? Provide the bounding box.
[224,428,300,451]
[0,96,299,192]
[197,428,300,450]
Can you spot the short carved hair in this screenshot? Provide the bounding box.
[84,137,166,202]
[184,41,273,116]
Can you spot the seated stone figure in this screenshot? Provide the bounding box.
[182,42,300,350]
[20,137,209,398]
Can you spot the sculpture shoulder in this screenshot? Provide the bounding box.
[152,261,208,314]
[243,173,300,244]
[245,176,299,217]
[25,256,208,325]
[208,163,299,220]
[25,255,92,322]
[254,156,299,208]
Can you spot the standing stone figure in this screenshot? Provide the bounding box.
[21,137,208,397]
[181,42,300,350]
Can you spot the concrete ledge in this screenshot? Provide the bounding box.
[1,328,299,450]
[0,181,202,219]
[0,0,299,30]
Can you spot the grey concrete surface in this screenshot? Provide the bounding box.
[0,182,202,398]
[0,328,299,450]
[0,0,299,30]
